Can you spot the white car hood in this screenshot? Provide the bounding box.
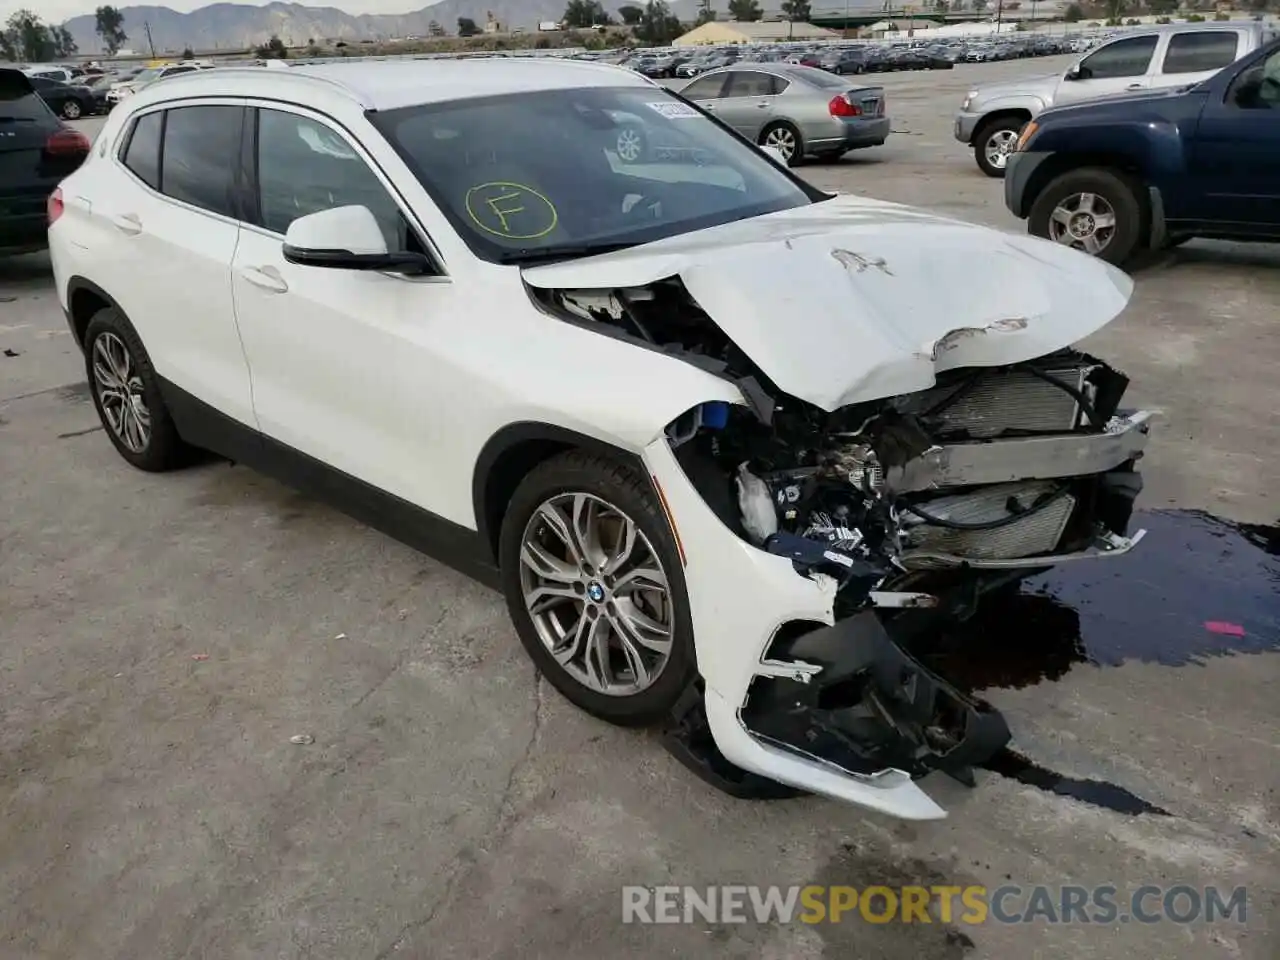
[522,195,1133,412]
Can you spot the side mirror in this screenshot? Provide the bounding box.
[759,144,788,166]
[282,205,431,274]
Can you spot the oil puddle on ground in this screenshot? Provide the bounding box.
[916,509,1277,816]
[919,509,1280,692]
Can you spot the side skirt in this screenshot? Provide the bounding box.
[158,377,502,590]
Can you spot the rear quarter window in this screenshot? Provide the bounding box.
[121,110,163,189]
[1162,31,1241,74]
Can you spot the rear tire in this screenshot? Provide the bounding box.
[62,99,82,120]
[1027,166,1144,267]
[758,121,804,166]
[83,308,193,472]
[973,115,1026,178]
[498,451,697,727]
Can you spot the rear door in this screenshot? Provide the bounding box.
[715,70,781,137]
[0,70,80,250]
[1152,29,1242,91]
[1056,34,1160,105]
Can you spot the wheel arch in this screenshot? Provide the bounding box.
[1023,153,1149,220]
[974,107,1035,141]
[65,276,124,350]
[472,422,646,564]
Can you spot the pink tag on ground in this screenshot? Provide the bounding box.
[1204,621,1246,637]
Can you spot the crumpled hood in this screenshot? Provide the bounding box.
[522,195,1134,412]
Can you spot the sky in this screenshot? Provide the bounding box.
[3,0,434,26]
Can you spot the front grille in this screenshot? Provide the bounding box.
[899,365,1095,439]
[902,481,1076,560]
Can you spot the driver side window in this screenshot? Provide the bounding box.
[1076,35,1159,80]
[254,107,420,254]
[1231,49,1280,109]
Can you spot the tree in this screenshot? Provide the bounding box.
[457,16,480,35]
[1145,0,1177,13]
[563,0,608,27]
[254,33,288,58]
[727,0,762,19]
[933,0,949,11]
[52,23,77,56]
[1104,0,1124,19]
[181,45,194,58]
[1063,1,1083,19]
[428,19,446,35]
[94,4,127,55]
[696,0,715,24]
[635,0,681,44]
[780,0,812,23]
[970,0,988,12]
[618,3,644,23]
[2,10,55,61]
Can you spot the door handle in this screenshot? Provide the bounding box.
[1126,83,1143,90]
[110,213,142,235]
[239,265,288,294]
[756,101,769,108]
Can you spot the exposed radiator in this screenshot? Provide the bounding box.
[901,481,1076,560]
[896,365,1097,439]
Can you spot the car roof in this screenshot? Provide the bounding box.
[128,57,658,113]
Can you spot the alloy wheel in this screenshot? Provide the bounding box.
[763,126,797,161]
[91,332,151,453]
[518,492,674,697]
[63,100,81,119]
[983,128,1018,170]
[1046,191,1117,256]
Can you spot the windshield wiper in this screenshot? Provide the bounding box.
[497,241,638,266]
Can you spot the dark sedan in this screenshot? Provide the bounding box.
[30,75,99,120]
[1,69,91,254]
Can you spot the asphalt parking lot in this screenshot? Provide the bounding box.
[2,56,1277,960]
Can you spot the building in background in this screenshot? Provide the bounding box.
[673,20,841,45]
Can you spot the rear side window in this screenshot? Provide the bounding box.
[1161,31,1240,74]
[725,71,778,98]
[682,73,728,100]
[160,105,243,217]
[122,111,163,189]
[0,70,54,121]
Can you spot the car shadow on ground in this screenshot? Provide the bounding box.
[1132,238,1280,274]
[0,251,54,287]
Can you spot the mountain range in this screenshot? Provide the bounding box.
[60,0,718,52]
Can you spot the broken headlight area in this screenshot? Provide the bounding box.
[662,344,1153,793]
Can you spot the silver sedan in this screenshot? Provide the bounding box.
[677,62,890,165]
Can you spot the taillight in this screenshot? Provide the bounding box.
[828,95,861,118]
[47,187,64,226]
[45,128,91,156]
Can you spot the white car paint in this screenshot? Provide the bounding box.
[49,59,1137,821]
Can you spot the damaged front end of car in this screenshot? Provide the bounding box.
[525,233,1155,817]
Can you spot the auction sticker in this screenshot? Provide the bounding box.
[646,101,700,119]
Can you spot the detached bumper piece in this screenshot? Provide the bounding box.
[743,612,1010,787]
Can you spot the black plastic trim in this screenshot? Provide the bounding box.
[63,275,126,348]
[157,375,500,589]
[470,420,643,556]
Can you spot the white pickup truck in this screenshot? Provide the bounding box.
[955,21,1278,177]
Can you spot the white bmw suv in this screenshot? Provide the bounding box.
[49,58,1155,820]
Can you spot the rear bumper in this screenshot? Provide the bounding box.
[808,116,891,152]
[0,212,50,254]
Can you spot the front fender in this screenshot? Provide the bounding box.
[976,93,1050,121]
[1032,119,1184,179]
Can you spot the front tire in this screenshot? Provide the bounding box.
[61,99,82,120]
[1027,166,1144,266]
[498,451,697,727]
[83,307,192,472]
[973,115,1025,178]
[759,121,804,166]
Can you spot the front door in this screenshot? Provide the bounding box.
[1184,46,1280,232]
[230,104,466,514]
[1056,34,1160,106]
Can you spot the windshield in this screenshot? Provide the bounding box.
[370,86,817,264]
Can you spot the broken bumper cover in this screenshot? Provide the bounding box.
[881,410,1155,494]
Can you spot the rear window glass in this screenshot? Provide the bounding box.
[787,65,849,89]
[1161,31,1240,74]
[0,70,54,121]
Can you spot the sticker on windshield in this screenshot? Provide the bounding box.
[646,101,700,119]
[465,181,559,240]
